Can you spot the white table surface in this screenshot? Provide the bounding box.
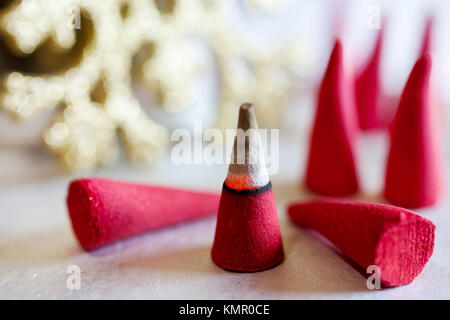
[1,112,449,300]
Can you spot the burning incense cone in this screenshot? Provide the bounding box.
[211,103,284,272]
[384,55,444,208]
[288,199,435,287]
[355,28,389,130]
[67,178,220,250]
[305,40,359,196]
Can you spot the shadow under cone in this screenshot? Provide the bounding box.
[288,199,435,287]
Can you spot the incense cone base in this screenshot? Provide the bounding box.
[288,199,435,287]
[305,115,359,197]
[67,178,220,250]
[383,111,444,209]
[211,184,284,272]
[305,175,358,197]
[384,180,442,209]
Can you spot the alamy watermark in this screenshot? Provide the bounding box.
[170,121,280,175]
[67,5,81,30]
[66,265,81,290]
[366,5,381,30]
[366,265,381,290]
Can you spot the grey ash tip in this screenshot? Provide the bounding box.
[237,103,258,131]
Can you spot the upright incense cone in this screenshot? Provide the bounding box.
[355,28,388,130]
[420,16,434,57]
[67,178,220,250]
[418,16,443,131]
[211,103,284,272]
[305,40,359,196]
[288,199,435,287]
[384,55,444,208]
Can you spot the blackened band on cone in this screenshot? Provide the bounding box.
[211,102,284,272]
[223,181,272,194]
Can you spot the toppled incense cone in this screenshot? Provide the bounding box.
[211,103,284,272]
[355,27,389,130]
[67,178,220,250]
[288,199,435,287]
[384,55,444,208]
[305,40,359,196]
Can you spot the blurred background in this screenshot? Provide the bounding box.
[0,0,449,188]
[1,0,450,300]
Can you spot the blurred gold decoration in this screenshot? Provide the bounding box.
[215,41,312,130]
[244,0,293,12]
[140,36,205,113]
[131,0,313,128]
[0,0,170,171]
[0,0,313,170]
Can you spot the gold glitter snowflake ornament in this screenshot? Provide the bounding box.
[0,0,313,171]
[0,0,169,171]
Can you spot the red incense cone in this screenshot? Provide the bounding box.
[355,28,389,130]
[420,16,434,57]
[67,178,220,250]
[384,55,444,208]
[211,103,284,272]
[305,40,359,197]
[418,16,444,133]
[288,199,435,287]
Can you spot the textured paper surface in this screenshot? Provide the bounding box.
[1,120,449,299]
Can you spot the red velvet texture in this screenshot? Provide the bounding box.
[305,40,359,196]
[355,28,389,130]
[67,178,220,250]
[384,55,444,208]
[288,199,435,287]
[211,185,284,272]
